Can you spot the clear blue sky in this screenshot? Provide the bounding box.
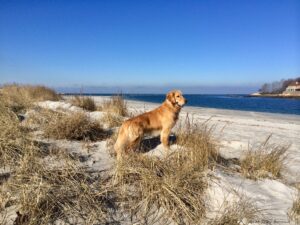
[0,0,299,93]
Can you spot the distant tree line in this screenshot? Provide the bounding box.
[259,77,300,94]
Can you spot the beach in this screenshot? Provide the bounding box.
[114,96,300,223]
[94,96,300,223]
[63,95,300,224]
[1,94,300,224]
[91,96,300,181]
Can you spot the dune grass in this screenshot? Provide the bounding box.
[23,107,58,130]
[209,197,261,225]
[0,84,61,113]
[70,95,97,111]
[289,189,300,224]
[43,111,107,141]
[113,120,217,224]
[240,135,288,180]
[1,153,114,225]
[0,102,32,168]
[175,116,219,169]
[101,112,124,128]
[0,94,115,224]
[98,95,128,128]
[114,154,209,224]
[100,95,128,117]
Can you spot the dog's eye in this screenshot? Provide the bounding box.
[176,95,180,98]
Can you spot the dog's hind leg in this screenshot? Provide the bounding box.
[128,135,143,153]
[127,124,143,153]
[115,123,143,160]
[114,125,128,161]
[114,136,125,161]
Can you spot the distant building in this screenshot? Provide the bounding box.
[284,81,300,95]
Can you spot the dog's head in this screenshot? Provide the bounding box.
[166,90,187,108]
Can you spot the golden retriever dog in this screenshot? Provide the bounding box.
[114,90,187,160]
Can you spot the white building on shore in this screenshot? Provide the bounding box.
[283,81,300,95]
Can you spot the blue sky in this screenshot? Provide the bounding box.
[0,0,299,93]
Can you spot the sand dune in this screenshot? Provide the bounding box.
[1,96,299,224]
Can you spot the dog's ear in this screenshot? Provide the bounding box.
[166,91,175,104]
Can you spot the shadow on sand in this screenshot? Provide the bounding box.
[139,134,177,153]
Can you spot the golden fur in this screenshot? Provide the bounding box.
[114,90,187,159]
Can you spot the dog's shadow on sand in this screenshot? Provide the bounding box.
[139,134,177,153]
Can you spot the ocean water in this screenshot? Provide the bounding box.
[81,94,300,115]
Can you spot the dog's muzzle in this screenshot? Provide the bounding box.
[177,99,187,107]
[175,101,185,107]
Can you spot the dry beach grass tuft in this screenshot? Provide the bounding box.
[240,135,288,180]
[70,95,97,111]
[99,94,128,128]
[101,112,124,128]
[0,84,61,113]
[43,111,107,141]
[209,196,261,225]
[175,116,219,169]
[99,95,128,117]
[0,101,32,168]
[289,188,300,224]
[113,120,218,224]
[1,153,114,225]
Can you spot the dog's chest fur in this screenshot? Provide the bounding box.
[173,111,179,122]
[161,109,180,128]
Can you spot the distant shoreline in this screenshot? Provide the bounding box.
[248,93,300,99]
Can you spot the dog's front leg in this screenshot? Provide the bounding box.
[160,128,171,150]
